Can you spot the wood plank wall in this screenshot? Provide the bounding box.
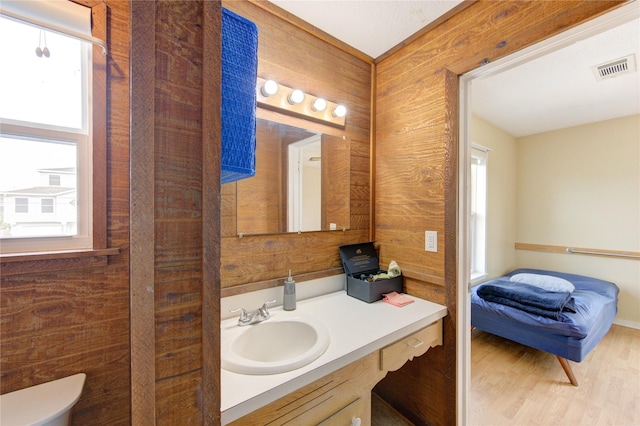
[130,0,156,421]
[0,1,132,424]
[373,1,625,425]
[220,1,372,293]
[143,1,221,423]
[321,133,351,230]
[2,1,222,425]
[1,1,623,425]
[236,121,287,235]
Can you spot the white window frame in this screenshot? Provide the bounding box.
[0,130,93,253]
[0,1,111,276]
[0,19,93,254]
[470,143,489,284]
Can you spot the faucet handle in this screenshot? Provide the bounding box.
[230,307,249,321]
[262,299,277,309]
[259,299,277,316]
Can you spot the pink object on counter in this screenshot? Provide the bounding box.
[383,292,414,307]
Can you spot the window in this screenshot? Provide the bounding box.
[0,1,106,256]
[15,198,29,214]
[0,18,89,251]
[41,198,54,213]
[470,145,489,283]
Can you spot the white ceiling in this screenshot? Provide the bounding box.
[471,17,640,137]
[270,0,464,59]
[270,1,640,137]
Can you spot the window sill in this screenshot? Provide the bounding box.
[0,248,121,277]
[470,272,488,286]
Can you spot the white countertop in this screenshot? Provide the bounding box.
[221,289,447,424]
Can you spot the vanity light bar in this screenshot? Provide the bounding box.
[256,77,346,127]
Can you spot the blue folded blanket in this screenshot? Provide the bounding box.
[477,281,575,320]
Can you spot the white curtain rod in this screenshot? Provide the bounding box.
[471,143,492,153]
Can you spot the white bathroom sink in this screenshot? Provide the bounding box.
[221,314,330,375]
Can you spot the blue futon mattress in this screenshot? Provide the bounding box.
[471,268,619,362]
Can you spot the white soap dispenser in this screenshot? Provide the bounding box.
[283,269,296,311]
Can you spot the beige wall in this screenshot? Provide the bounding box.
[472,114,639,326]
[471,115,519,280]
[515,115,640,327]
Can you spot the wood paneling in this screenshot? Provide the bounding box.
[151,1,221,423]
[220,0,373,289]
[91,2,108,249]
[0,1,132,424]
[374,1,625,425]
[221,229,369,289]
[130,0,157,422]
[129,1,222,423]
[375,345,448,425]
[3,1,222,425]
[201,2,223,423]
[236,121,287,234]
[2,1,624,425]
[0,248,120,276]
[322,134,351,231]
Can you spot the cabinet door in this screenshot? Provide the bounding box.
[317,394,369,426]
[229,352,382,426]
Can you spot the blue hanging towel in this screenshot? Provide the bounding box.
[221,8,258,184]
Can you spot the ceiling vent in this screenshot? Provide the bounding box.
[592,54,637,81]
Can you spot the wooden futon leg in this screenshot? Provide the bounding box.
[557,356,578,386]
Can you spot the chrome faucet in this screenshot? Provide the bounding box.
[230,300,276,326]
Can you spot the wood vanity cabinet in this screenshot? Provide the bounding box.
[228,319,443,426]
[380,320,443,372]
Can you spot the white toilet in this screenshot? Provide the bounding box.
[0,373,86,426]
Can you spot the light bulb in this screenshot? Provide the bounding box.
[312,98,327,112]
[288,89,305,105]
[261,79,278,97]
[332,104,347,118]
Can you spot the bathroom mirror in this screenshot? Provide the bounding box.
[233,117,350,235]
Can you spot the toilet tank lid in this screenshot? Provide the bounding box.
[0,373,86,426]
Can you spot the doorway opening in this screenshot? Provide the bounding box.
[457,3,639,424]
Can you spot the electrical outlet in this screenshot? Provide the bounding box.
[425,231,438,252]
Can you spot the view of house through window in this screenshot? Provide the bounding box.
[0,15,91,251]
[1,136,78,237]
[470,144,488,282]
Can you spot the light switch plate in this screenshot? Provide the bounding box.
[425,231,438,252]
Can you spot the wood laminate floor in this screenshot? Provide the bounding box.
[372,324,639,425]
[470,324,640,425]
